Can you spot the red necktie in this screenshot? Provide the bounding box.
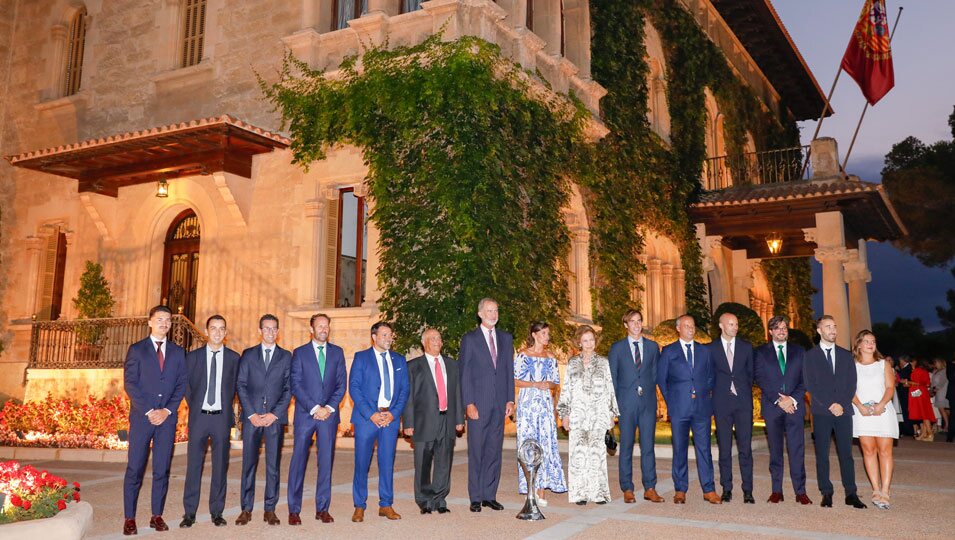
[156,341,165,371]
[434,357,447,411]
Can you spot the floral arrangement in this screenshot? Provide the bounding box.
[0,460,81,524]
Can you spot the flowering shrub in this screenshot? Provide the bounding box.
[0,460,81,524]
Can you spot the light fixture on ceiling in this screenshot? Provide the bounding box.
[766,232,783,255]
[156,177,169,198]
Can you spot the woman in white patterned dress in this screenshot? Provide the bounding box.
[514,321,566,506]
[557,325,619,505]
[851,330,898,509]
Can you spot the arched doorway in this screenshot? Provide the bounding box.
[161,209,200,321]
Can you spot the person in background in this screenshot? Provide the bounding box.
[930,358,949,434]
[947,358,955,443]
[896,356,915,437]
[907,358,937,441]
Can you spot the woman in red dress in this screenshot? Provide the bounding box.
[907,358,937,441]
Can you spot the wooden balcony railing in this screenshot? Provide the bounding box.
[29,314,207,369]
[703,145,810,190]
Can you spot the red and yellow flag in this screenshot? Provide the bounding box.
[841,0,895,105]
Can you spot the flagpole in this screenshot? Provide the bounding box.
[841,6,904,176]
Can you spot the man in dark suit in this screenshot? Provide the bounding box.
[350,321,409,522]
[403,328,465,514]
[180,315,240,528]
[708,312,755,504]
[235,314,292,526]
[459,297,515,513]
[608,308,664,504]
[804,315,866,509]
[287,313,347,525]
[656,314,720,505]
[754,315,811,505]
[896,356,915,437]
[122,305,187,536]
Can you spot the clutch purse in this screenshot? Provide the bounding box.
[911,389,922,398]
[605,430,618,456]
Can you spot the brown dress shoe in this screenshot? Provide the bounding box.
[235,511,252,525]
[352,507,365,522]
[643,488,664,503]
[378,506,402,520]
[149,515,169,531]
[288,512,302,525]
[796,493,813,505]
[123,518,138,535]
[767,492,784,503]
[703,491,723,504]
[263,511,281,525]
[316,510,334,523]
[673,491,686,504]
[622,490,636,503]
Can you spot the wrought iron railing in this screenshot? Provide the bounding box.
[29,314,206,369]
[703,145,810,190]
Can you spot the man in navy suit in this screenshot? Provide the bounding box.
[180,315,240,528]
[754,315,811,505]
[122,305,187,536]
[287,313,347,524]
[235,314,292,526]
[608,309,664,504]
[803,315,866,509]
[459,297,515,512]
[657,314,721,504]
[708,312,755,504]
[350,321,409,522]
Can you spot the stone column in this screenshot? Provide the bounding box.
[674,268,686,316]
[812,211,851,349]
[751,298,765,328]
[731,249,755,307]
[844,240,873,338]
[661,263,674,320]
[569,228,592,320]
[810,137,841,180]
[535,0,563,56]
[24,236,45,318]
[647,258,662,328]
[366,0,398,16]
[562,0,591,77]
[302,198,325,304]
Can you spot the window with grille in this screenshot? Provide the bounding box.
[63,7,88,96]
[180,0,207,68]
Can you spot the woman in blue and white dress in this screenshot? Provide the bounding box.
[515,321,567,506]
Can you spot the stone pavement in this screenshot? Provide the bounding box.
[18,433,955,539]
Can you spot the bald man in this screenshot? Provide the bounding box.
[707,313,755,504]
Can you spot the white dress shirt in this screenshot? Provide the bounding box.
[820,342,836,372]
[679,339,695,364]
[309,340,337,415]
[147,336,171,415]
[480,325,497,354]
[722,336,737,394]
[426,353,448,410]
[627,335,644,363]
[376,348,395,407]
[203,346,224,411]
[771,340,797,410]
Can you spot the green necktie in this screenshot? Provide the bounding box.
[318,345,326,379]
[777,344,786,374]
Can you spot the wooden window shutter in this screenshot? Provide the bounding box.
[322,195,340,307]
[37,230,67,320]
[181,0,207,68]
[64,7,88,96]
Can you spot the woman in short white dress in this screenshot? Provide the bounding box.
[851,330,898,509]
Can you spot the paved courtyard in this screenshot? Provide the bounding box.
[20,433,955,540]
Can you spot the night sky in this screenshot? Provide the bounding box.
[773,1,955,331]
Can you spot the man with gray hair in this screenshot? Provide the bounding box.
[403,328,465,514]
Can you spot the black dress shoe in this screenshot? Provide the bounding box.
[743,491,755,504]
[469,502,482,512]
[211,515,227,526]
[845,494,867,509]
[436,507,450,514]
[575,501,587,505]
[721,490,733,502]
[420,507,432,514]
[821,494,833,508]
[596,500,607,505]
[482,500,504,511]
[179,515,196,528]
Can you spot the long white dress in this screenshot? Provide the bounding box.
[852,359,899,439]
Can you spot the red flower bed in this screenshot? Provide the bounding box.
[0,460,81,523]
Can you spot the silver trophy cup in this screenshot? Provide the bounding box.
[516,439,545,520]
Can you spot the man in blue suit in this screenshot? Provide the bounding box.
[122,305,187,536]
[350,321,409,522]
[803,315,866,509]
[287,313,347,524]
[754,315,811,505]
[235,314,292,526]
[608,309,664,504]
[656,314,721,504]
[180,315,240,528]
[459,297,515,512]
[708,312,755,504]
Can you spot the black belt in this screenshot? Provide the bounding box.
[438,410,447,415]
[200,409,222,415]
[378,407,390,412]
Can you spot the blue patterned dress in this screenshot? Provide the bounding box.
[515,352,567,494]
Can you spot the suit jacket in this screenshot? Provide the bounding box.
[290,341,347,423]
[124,337,187,420]
[184,345,240,425]
[349,347,409,426]
[459,326,515,412]
[946,361,955,405]
[403,355,464,442]
[803,344,856,417]
[608,336,660,413]
[236,344,292,425]
[708,337,754,412]
[656,340,715,419]
[754,341,806,416]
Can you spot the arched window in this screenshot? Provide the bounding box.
[180,0,207,68]
[63,7,88,96]
[161,210,201,321]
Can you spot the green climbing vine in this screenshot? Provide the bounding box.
[761,258,816,336]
